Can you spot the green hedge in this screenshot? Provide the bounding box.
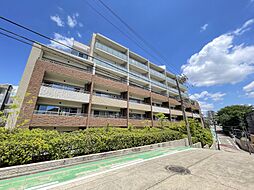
[0,119,213,167]
[0,127,183,167]
[168,119,213,147]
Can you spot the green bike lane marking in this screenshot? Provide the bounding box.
[0,146,191,190]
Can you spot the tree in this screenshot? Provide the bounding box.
[216,105,253,134]
[155,112,168,129]
[1,93,34,132]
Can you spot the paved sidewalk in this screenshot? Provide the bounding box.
[50,149,254,190]
[0,146,191,190]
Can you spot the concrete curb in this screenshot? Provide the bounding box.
[0,138,190,180]
[191,142,202,148]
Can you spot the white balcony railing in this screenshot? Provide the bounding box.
[129,58,148,70]
[95,42,127,60]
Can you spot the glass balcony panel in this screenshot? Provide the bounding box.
[130,71,148,82]
[167,77,177,85]
[151,79,167,89]
[94,58,127,74]
[95,42,127,60]
[150,69,165,78]
[129,58,148,70]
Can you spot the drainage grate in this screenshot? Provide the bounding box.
[165,165,191,175]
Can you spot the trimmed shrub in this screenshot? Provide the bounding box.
[0,119,212,167]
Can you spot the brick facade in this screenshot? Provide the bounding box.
[17,58,201,130]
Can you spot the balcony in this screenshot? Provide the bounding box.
[151,79,167,89]
[94,92,125,100]
[95,42,127,61]
[171,109,183,116]
[92,95,127,108]
[150,69,165,79]
[168,87,179,95]
[39,84,90,103]
[129,71,149,83]
[179,83,187,91]
[167,77,177,85]
[94,58,127,75]
[34,110,85,117]
[92,114,126,119]
[129,58,148,71]
[152,106,170,114]
[129,101,151,111]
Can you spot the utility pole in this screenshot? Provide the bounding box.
[176,75,192,146]
[211,112,220,150]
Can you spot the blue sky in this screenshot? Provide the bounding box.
[0,0,254,113]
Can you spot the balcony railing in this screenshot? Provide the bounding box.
[129,116,148,120]
[94,92,126,100]
[129,58,148,70]
[179,83,187,91]
[167,77,176,85]
[150,69,165,78]
[151,79,167,89]
[34,110,85,117]
[129,71,149,82]
[92,114,127,119]
[168,87,179,94]
[95,42,127,60]
[94,58,127,74]
[42,83,89,94]
[129,99,150,105]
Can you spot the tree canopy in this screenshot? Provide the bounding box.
[216,105,253,133]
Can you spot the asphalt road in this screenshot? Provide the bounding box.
[48,148,254,190]
[212,126,243,153]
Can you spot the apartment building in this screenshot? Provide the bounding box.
[14,33,202,131]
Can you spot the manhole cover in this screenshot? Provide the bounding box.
[165,165,191,175]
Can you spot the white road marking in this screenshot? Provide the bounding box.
[25,181,59,190]
[41,148,193,190]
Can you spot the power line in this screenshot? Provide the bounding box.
[0,26,178,95]
[95,0,181,76]
[85,0,181,76]
[94,0,199,94]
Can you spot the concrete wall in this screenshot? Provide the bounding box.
[129,102,151,111]
[152,106,170,114]
[39,86,90,103]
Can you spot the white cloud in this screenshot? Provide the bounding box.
[182,19,254,87]
[200,23,208,32]
[67,13,79,28]
[233,19,254,35]
[190,91,226,102]
[190,91,226,112]
[77,32,82,38]
[79,22,84,27]
[50,15,64,27]
[243,81,254,98]
[48,33,74,50]
[199,101,214,112]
